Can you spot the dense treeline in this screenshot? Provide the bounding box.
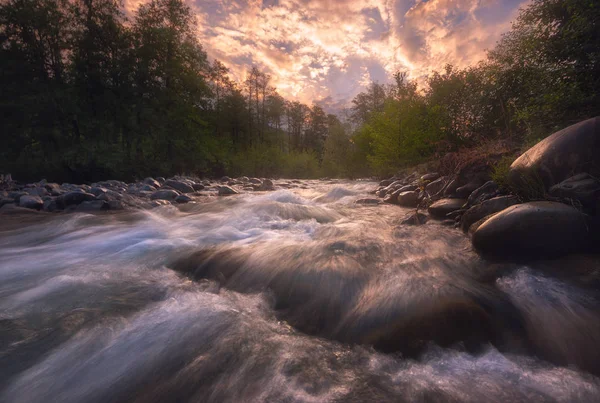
[0,0,349,181]
[1,0,599,181]
[345,0,600,176]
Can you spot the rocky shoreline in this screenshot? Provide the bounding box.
[372,117,600,260]
[0,176,286,215]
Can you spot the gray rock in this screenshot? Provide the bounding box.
[467,181,499,207]
[425,177,448,197]
[26,187,48,197]
[150,189,180,201]
[397,184,418,193]
[249,178,262,185]
[428,198,467,219]
[355,198,380,205]
[460,196,520,232]
[472,202,592,258]
[192,183,205,191]
[90,187,108,197]
[456,182,483,199]
[164,180,194,194]
[76,200,109,212]
[144,177,161,188]
[379,179,394,187]
[43,199,58,212]
[397,191,419,207]
[156,177,166,184]
[218,186,238,196]
[401,212,428,226]
[510,117,600,187]
[58,191,96,207]
[260,179,274,190]
[220,176,231,182]
[0,198,15,208]
[108,200,125,210]
[421,172,440,181]
[19,195,43,210]
[8,191,27,202]
[141,184,157,192]
[549,173,600,207]
[175,195,193,204]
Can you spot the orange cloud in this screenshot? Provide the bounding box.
[124,0,528,108]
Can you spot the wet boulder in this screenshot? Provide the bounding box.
[425,176,448,198]
[218,186,239,196]
[150,189,180,201]
[509,117,600,188]
[75,200,109,212]
[175,195,193,204]
[428,198,466,219]
[144,177,161,188]
[460,196,520,232]
[379,179,394,187]
[164,180,194,194]
[19,195,43,210]
[456,182,483,199]
[549,173,600,208]
[466,181,499,207]
[421,172,440,181]
[472,202,592,258]
[192,183,205,191]
[396,191,419,207]
[58,191,96,207]
[260,179,274,191]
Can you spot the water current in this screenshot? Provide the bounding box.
[1,180,600,402]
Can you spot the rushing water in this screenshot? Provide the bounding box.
[1,180,600,402]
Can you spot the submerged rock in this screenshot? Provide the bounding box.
[58,191,96,207]
[472,202,592,258]
[428,198,466,219]
[355,198,380,205]
[401,212,428,226]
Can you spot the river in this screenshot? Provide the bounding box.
[1,180,600,402]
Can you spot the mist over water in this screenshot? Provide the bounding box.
[1,180,600,402]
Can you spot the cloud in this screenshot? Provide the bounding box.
[124,0,528,109]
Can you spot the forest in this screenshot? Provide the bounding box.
[1,0,599,182]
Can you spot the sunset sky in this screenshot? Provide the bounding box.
[129,0,528,109]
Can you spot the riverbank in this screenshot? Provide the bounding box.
[372,117,600,260]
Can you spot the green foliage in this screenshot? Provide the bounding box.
[490,156,514,192]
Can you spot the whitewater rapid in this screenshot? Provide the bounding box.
[1,180,600,402]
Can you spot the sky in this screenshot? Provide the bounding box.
[127,0,529,110]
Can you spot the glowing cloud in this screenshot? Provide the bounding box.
[125,0,528,108]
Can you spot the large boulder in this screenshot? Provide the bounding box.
[472,202,592,258]
[428,198,466,219]
[460,196,520,232]
[509,117,600,188]
[164,180,194,194]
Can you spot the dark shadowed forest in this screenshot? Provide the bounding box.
[1,0,599,181]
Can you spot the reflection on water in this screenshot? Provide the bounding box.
[1,181,600,402]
